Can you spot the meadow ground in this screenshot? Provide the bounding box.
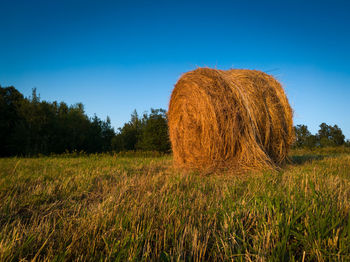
[0,148,349,261]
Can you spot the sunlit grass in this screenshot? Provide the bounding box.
[0,148,349,261]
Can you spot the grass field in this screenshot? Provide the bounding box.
[0,148,350,261]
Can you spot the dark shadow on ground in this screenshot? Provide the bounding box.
[290,154,326,165]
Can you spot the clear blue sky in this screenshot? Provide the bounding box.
[1,0,349,138]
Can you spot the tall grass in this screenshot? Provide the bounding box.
[0,149,349,261]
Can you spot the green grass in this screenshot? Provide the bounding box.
[0,148,350,261]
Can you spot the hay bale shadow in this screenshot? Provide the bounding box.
[291,154,325,165]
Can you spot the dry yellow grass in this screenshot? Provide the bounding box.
[168,68,294,172]
[0,148,350,261]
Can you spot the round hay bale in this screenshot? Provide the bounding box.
[168,68,294,171]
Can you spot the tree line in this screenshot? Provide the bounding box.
[294,123,349,148]
[111,109,170,153]
[0,85,170,156]
[0,86,115,156]
[1,85,349,157]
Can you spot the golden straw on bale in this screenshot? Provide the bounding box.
[168,68,294,172]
